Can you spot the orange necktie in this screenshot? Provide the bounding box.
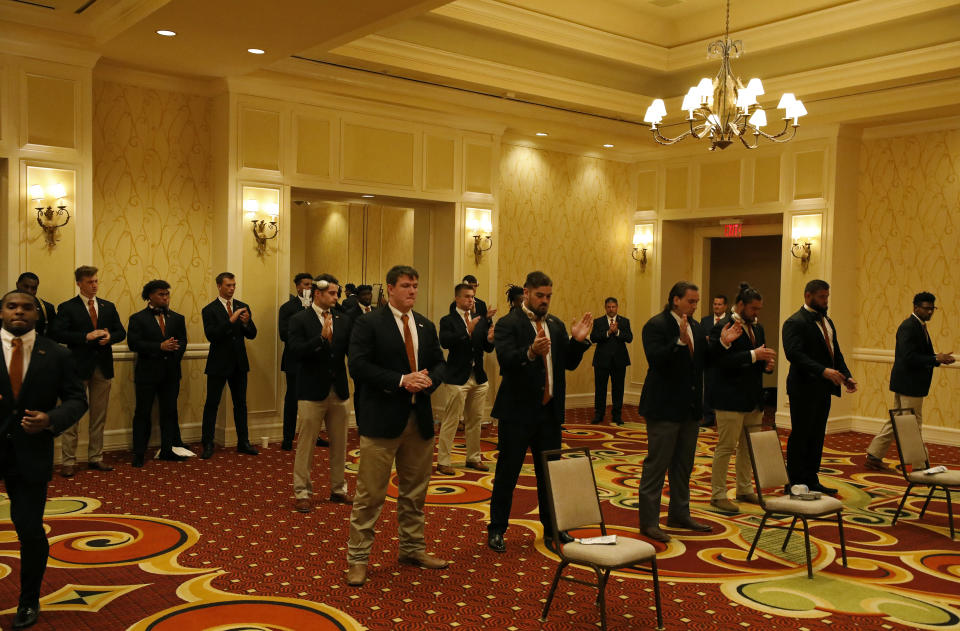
[322,311,333,342]
[88,298,98,329]
[681,320,694,357]
[9,338,24,399]
[817,319,834,365]
[158,312,166,337]
[401,314,417,372]
[745,323,756,347]
[226,300,233,317]
[464,311,471,329]
[535,319,551,405]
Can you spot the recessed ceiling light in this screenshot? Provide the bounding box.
[603,143,615,148]
[156,29,176,37]
[361,194,375,198]
[535,132,548,137]
[247,48,265,55]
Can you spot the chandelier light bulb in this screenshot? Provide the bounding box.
[696,78,714,104]
[681,88,699,113]
[748,109,767,128]
[777,93,797,110]
[746,78,764,96]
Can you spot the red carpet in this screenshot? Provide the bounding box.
[1,407,958,630]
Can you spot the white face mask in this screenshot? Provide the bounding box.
[299,289,312,307]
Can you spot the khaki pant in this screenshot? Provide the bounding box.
[867,393,924,460]
[347,415,433,564]
[293,395,348,499]
[61,366,111,466]
[436,376,487,467]
[711,409,763,500]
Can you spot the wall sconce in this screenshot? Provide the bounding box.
[31,183,71,248]
[466,208,493,264]
[791,218,820,271]
[244,198,279,256]
[632,224,653,271]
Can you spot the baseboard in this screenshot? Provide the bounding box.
[772,412,960,447]
[565,390,642,409]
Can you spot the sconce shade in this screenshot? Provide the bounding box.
[30,185,45,200]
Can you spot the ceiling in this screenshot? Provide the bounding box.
[3,0,959,152]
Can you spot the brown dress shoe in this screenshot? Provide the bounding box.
[436,464,456,476]
[346,564,367,586]
[398,551,449,569]
[465,460,489,471]
[60,465,76,478]
[641,526,671,543]
[88,461,114,471]
[864,455,894,472]
[330,493,354,504]
[710,498,739,513]
[736,493,760,504]
[294,498,312,513]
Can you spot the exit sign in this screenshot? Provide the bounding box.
[723,223,743,238]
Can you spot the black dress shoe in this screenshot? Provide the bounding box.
[810,483,839,495]
[315,437,329,448]
[200,444,214,459]
[487,531,506,553]
[613,419,624,426]
[544,530,574,550]
[237,442,260,456]
[642,526,671,543]
[132,454,145,468]
[158,451,188,462]
[666,517,712,532]
[88,461,114,471]
[590,416,603,425]
[12,604,39,629]
[281,440,293,451]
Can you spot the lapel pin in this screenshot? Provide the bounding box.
[38,349,46,355]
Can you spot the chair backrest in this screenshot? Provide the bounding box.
[542,447,603,533]
[744,429,789,491]
[890,409,929,471]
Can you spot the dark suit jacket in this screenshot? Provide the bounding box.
[202,298,257,376]
[701,314,725,334]
[127,307,187,383]
[1,335,87,481]
[590,315,632,368]
[289,307,351,401]
[782,307,851,398]
[708,316,771,411]
[348,306,445,439]
[448,297,488,319]
[491,307,589,426]
[890,315,940,397]
[35,298,56,337]
[50,295,126,380]
[278,294,306,373]
[439,310,494,385]
[637,310,708,423]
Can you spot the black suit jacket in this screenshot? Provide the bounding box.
[708,316,771,411]
[782,307,851,398]
[50,295,126,380]
[127,307,187,383]
[439,310,494,385]
[590,315,632,368]
[348,306,445,439]
[889,315,940,397]
[289,307,351,401]
[1,335,87,481]
[701,314,725,332]
[491,307,589,426]
[637,311,708,423]
[202,298,257,376]
[278,294,307,373]
[35,298,56,337]
[448,297,488,319]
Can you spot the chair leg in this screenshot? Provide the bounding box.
[892,484,913,526]
[595,568,610,604]
[944,486,955,540]
[801,517,813,579]
[836,511,847,567]
[919,486,936,518]
[782,515,799,552]
[595,566,609,631]
[650,558,664,631]
[747,513,769,561]
[540,561,567,622]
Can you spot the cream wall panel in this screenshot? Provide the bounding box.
[24,74,76,149]
[636,170,656,210]
[347,203,366,284]
[294,115,331,178]
[424,134,456,192]
[239,107,281,172]
[341,122,415,187]
[699,159,740,208]
[23,164,77,305]
[794,150,825,200]
[464,142,493,195]
[380,206,416,273]
[304,203,350,281]
[753,155,781,204]
[664,166,688,209]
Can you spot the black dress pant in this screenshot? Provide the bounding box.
[593,364,626,420]
[2,474,49,607]
[488,402,561,535]
[636,419,699,527]
[786,388,832,486]
[132,378,181,455]
[202,369,249,446]
[282,370,298,444]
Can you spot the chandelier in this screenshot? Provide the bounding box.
[643,0,806,151]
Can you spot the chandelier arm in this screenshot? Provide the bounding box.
[652,126,698,146]
[753,123,799,143]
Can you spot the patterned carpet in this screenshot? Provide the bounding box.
[1,407,958,630]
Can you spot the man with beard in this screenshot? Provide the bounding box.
[782,279,856,495]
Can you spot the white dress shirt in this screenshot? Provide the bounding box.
[80,293,99,319]
[670,311,693,351]
[389,303,419,371]
[218,296,234,315]
[2,328,36,378]
[803,303,834,342]
[312,303,334,335]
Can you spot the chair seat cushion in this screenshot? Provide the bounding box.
[562,536,657,566]
[907,469,960,486]
[763,495,843,515]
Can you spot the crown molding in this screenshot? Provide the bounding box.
[89,0,170,44]
[861,115,960,139]
[94,61,226,97]
[501,133,634,164]
[0,20,100,69]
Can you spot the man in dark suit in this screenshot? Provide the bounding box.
[590,297,632,425]
[278,272,313,450]
[782,279,857,495]
[343,284,374,429]
[699,294,728,428]
[50,265,125,477]
[637,282,738,543]
[1,290,87,629]
[436,283,494,475]
[200,272,258,459]
[448,274,493,320]
[14,273,56,337]
[486,271,592,553]
[289,274,354,513]
[340,283,359,315]
[708,283,777,514]
[865,291,954,470]
[346,265,447,587]
[127,280,188,468]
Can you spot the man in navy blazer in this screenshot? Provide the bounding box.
[590,297,632,425]
[782,279,856,494]
[346,265,447,587]
[50,265,125,477]
[200,272,258,459]
[699,294,728,427]
[865,291,954,470]
[127,280,188,468]
[278,272,313,450]
[486,271,592,553]
[14,273,56,337]
[289,274,354,513]
[1,290,87,628]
